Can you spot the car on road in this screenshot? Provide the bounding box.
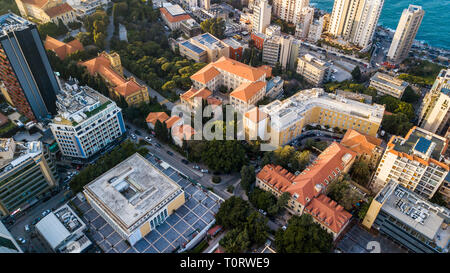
[166,150,174,156]
[145,136,152,142]
[258,209,267,216]
[200,169,209,173]
[282,225,287,230]
[17,237,26,244]
[193,165,200,170]
[154,143,162,148]
[130,134,137,140]
[42,209,51,217]
[181,159,189,165]
[24,225,30,232]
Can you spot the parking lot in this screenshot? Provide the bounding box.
[71,153,222,253]
[336,224,408,253]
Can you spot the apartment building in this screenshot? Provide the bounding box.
[251,32,266,50]
[362,180,449,253]
[190,56,270,112]
[222,38,244,61]
[49,78,126,160]
[418,68,450,136]
[180,86,213,110]
[256,142,355,239]
[44,35,84,60]
[15,0,76,25]
[264,24,281,37]
[262,35,294,69]
[328,0,384,48]
[296,54,331,86]
[0,139,59,217]
[307,15,326,43]
[369,72,409,99]
[83,153,185,245]
[294,6,314,39]
[244,88,384,146]
[160,4,192,30]
[340,129,383,168]
[370,126,449,200]
[252,0,272,33]
[387,5,424,64]
[0,13,60,122]
[272,0,309,24]
[80,52,149,106]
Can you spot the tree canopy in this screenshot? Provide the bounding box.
[274,214,333,253]
[200,18,226,39]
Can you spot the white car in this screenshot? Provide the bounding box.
[18,237,26,244]
[200,169,209,173]
[24,225,30,232]
[145,137,152,142]
[193,165,200,170]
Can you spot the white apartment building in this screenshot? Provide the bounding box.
[49,78,126,160]
[262,35,294,69]
[296,54,331,86]
[371,126,449,200]
[418,68,450,136]
[252,0,272,33]
[387,5,424,64]
[272,0,309,24]
[265,24,281,37]
[328,0,383,48]
[0,222,22,253]
[295,6,314,39]
[351,0,384,48]
[307,15,325,43]
[369,72,409,99]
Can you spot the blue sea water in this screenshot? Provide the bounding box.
[310,0,450,50]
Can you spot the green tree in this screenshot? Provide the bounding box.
[240,165,255,193]
[351,66,362,82]
[358,198,372,221]
[245,211,268,245]
[219,228,250,253]
[274,214,333,253]
[381,113,413,136]
[200,18,226,39]
[215,196,250,230]
[401,86,420,103]
[350,159,371,186]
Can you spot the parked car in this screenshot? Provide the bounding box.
[17,237,26,244]
[145,136,152,142]
[193,165,200,170]
[24,225,30,232]
[282,225,287,230]
[154,143,162,148]
[130,134,137,140]
[42,209,51,217]
[181,159,189,164]
[166,151,174,156]
[200,169,209,173]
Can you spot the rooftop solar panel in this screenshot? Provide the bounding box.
[414,137,432,154]
[181,41,205,54]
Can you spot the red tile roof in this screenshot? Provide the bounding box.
[304,194,352,234]
[44,36,84,60]
[159,7,191,23]
[44,3,73,18]
[172,124,196,140]
[257,142,356,206]
[340,129,382,157]
[21,0,49,8]
[146,112,169,125]
[165,116,181,129]
[230,81,266,103]
[80,53,145,97]
[180,87,212,102]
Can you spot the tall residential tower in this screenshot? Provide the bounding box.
[387,5,424,64]
[252,0,272,33]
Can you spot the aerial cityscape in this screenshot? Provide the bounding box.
[0,0,449,259]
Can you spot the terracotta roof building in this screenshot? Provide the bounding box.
[16,0,76,25]
[256,142,356,239]
[340,129,384,168]
[172,124,196,147]
[190,56,272,112]
[180,87,212,110]
[44,36,84,60]
[80,52,149,106]
[145,112,169,130]
[160,5,192,30]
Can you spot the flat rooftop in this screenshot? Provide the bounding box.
[84,153,182,230]
[370,72,408,91]
[0,13,31,37]
[181,40,205,54]
[391,127,447,161]
[260,88,385,131]
[165,4,186,16]
[380,182,450,248]
[192,33,224,50]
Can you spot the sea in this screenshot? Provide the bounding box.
[309,0,450,50]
